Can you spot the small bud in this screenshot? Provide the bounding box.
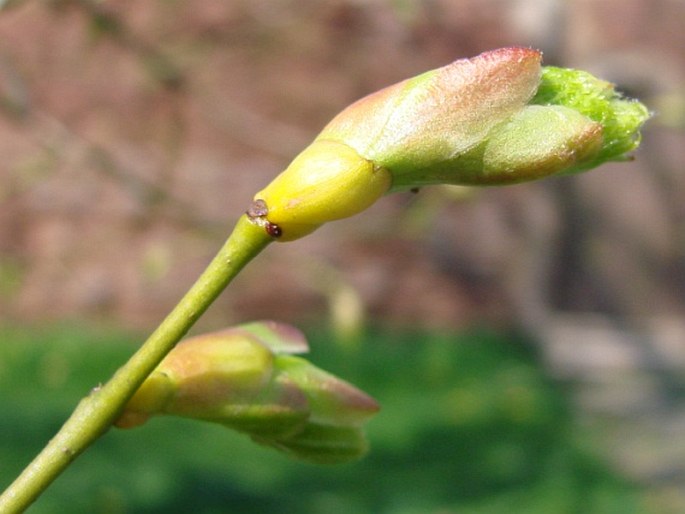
[116,321,379,463]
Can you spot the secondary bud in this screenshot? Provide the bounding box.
[116,321,379,463]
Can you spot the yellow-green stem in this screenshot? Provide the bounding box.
[0,215,271,513]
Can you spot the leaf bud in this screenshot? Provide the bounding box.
[247,47,649,241]
[116,321,379,463]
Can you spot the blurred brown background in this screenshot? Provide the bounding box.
[1,0,683,331]
[1,0,685,500]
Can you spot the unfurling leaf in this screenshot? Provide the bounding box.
[248,47,650,241]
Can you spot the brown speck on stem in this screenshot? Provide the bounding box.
[246,199,282,238]
[246,199,269,219]
[265,222,282,238]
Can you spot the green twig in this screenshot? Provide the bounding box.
[0,215,271,514]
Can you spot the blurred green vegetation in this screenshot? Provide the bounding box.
[0,323,648,514]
